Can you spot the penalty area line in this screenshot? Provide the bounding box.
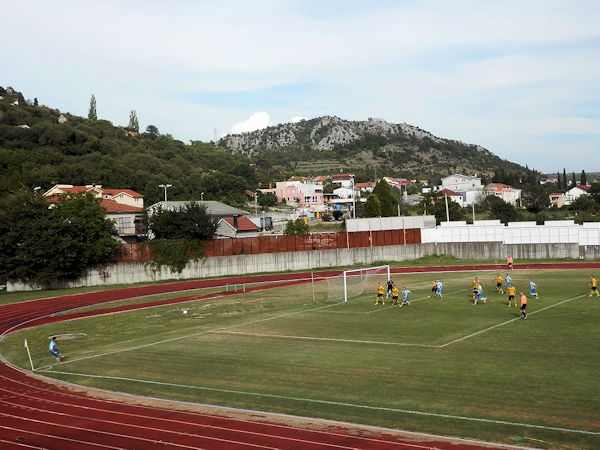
[37,369,600,437]
[210,330,437,347]
[440,294,587,348]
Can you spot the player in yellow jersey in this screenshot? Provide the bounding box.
[391,285,400,305]
[428,279,437,298]
[472,277,480,300]
[589,275,599,297]
[494,274,504,293]
[375,282,385,305]
[506,285,517,307]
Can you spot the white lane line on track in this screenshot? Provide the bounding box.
[0,408,273,450]
[2,373,522,450]
[0,386,372,450]
[0,424,121,449]
[35,370,600,437]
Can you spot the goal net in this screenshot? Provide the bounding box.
[311,265,391,303]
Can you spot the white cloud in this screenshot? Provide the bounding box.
[290,116,307,123]
[230,112,271,134]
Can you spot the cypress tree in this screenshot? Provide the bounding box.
[88,94,97,120]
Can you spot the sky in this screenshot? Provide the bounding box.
[1,0,599,173]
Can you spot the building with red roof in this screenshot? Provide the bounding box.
[216,216,260,238]
[43,184,145,241]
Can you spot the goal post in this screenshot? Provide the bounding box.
[343,265,390,302]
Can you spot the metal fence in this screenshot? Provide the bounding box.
[113,229,421,262]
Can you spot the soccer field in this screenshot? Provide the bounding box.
[3,268,600,448]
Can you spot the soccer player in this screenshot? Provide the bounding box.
[400,287,411,307]
[473,282,487,305]
[528,279,538,298]
[49,337,66,365]
[494,273,504,293]
[435,279,443,299]
[507,284,517,307]
[375,282,385,305]
[428,279,437,298]
[589,275,599,297]
[520,292,528,319]
[391,284,400,305]
[386,279,394,299]
[506,256,514,270]
[505,273,512,291]
[472,277,480,300]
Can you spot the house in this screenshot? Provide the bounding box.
[441,174,482,191]
[44,184,145,241]
[485,183,522,206]
[330,173,354,188]
[264,178,324,210]
[549,193,566,208]
[355,181,376,195]
[564,185,590,205]
[216,216,260,238]
[441,189,464,205]
[147,200,250,220]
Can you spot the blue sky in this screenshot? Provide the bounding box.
[1,0,599,173]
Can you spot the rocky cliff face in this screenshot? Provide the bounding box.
[219,116,490,156]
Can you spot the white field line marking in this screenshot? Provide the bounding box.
[39,370,600,437]
[0,424,121,449]
[439,294,587,348]
[49,298,355,367]
[211,331,437,347]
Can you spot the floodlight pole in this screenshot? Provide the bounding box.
[445,194,450,222]
[351,175,356,219]
[159,184,172,202]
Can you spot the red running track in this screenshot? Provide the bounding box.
[2,263,596,449]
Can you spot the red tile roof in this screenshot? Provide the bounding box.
[101,188,144,198]
[331,173,354,180]
[100,199,144,213]
[355,182,376,188]
[442,189,462,197]
[313,176,328,183]
[579,185,590,191]
[223,216,259,231]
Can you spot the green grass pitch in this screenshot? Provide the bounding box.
[2,268,600,448]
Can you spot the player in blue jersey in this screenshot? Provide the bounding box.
[505,273,512,290]
[400,287,411,307]
[473,282,487,305]
[435,279,443,299]
[528,279,538,298]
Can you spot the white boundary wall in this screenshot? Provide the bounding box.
[346,215,436,232]
[421,220,600,246]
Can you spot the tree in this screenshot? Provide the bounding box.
[145,124,159,138]
[33,97,38,107]
[572,172,576,188]
[521,185,550,213]
[257,191,277,208]
[420,192,465,224]
[581,170,587,186]
[485,196,518,223]
[364,194,382,217]
[371,178,398,216]
[283,218,309,235]
[589,182,600,204]
[556,171,561,190]
[128,110,139,132]
[148,202,218,240]
[88,94,97,120]
[0,190,119,285]
[563,168,567,189]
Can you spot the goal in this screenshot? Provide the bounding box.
[341,265,390,302]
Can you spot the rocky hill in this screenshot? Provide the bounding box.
[219,116,533,182]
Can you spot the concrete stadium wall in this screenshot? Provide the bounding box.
[6,242,594,292]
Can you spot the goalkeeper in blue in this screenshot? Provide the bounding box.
[528,279,538,298]
[49,337,66,365]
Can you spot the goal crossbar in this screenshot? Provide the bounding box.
[343,265,390,302]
